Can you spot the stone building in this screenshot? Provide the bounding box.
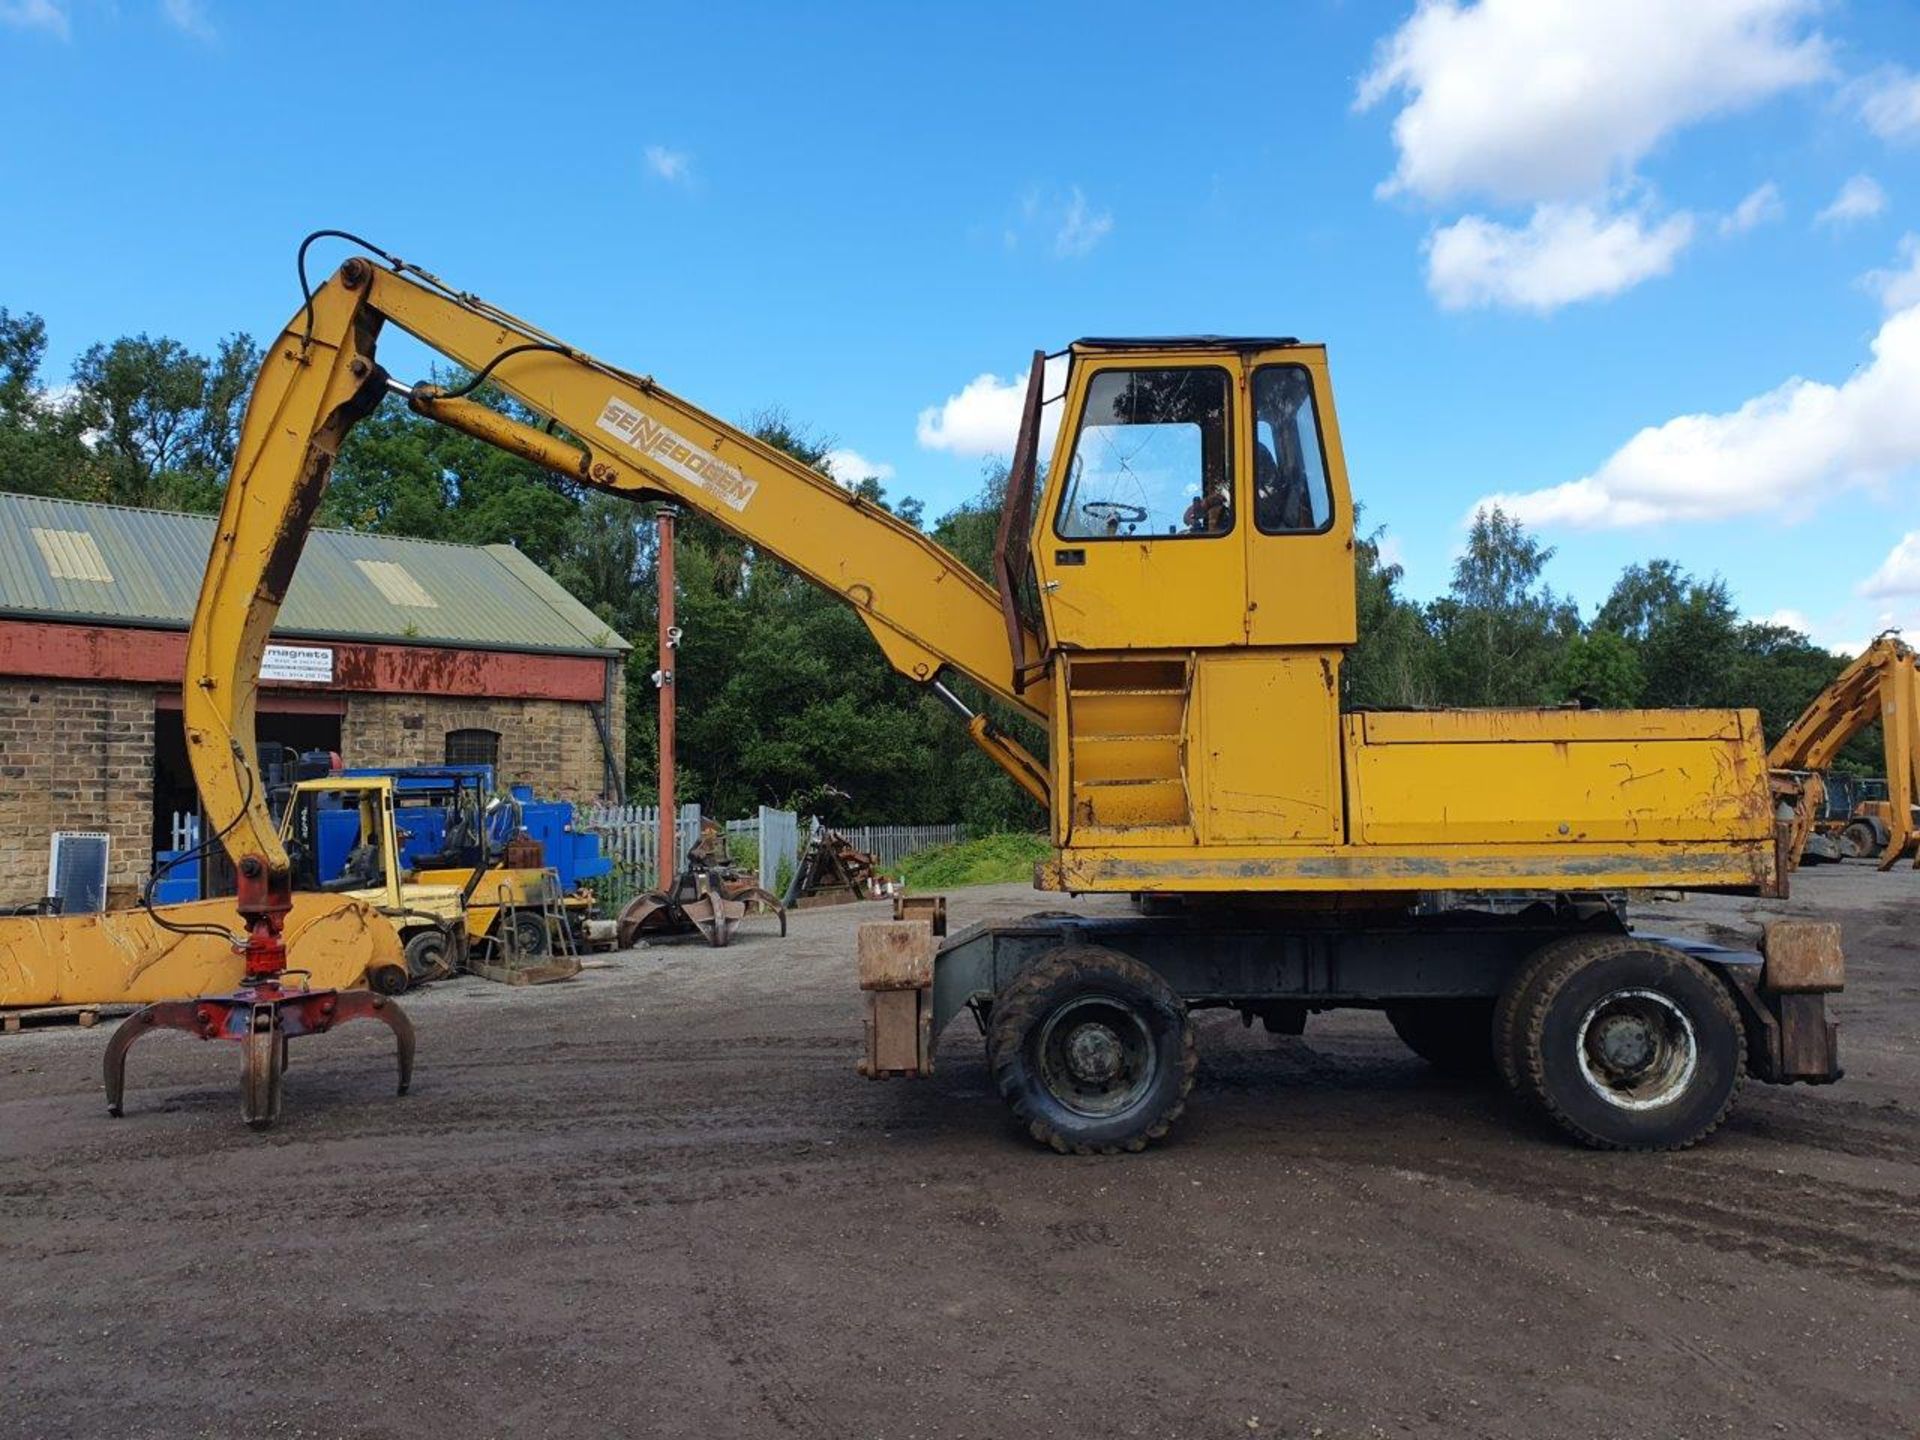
[0,492,628,906]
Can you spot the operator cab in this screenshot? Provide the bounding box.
[993,337,1359,848]
[1022,337,1355,654]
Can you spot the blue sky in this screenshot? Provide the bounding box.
[4,0,1919,652]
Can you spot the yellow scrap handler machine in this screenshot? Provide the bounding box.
[1768,634,1920,869]
[93,233,1843,1144]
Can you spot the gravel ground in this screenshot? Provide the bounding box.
[1,865,1915,1439]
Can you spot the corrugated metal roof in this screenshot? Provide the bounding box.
[0,492,629,655]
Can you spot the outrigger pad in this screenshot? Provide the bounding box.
[103,985,413,1129]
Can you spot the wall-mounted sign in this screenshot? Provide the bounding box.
[260,644,335,684]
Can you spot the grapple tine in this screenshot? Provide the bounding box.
[736,887,789,937]
[240,1015,284,1130]
[103,1000,210,1118]
[329,990,416,1096]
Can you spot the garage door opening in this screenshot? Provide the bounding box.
[152,700,342,898]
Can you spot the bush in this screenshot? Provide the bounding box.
[898,833,1050,890]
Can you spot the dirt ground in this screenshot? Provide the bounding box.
[2,867,1916,1440]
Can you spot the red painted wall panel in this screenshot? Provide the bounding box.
[0,619,608,702]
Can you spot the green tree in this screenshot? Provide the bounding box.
[1556,629,1643,708]
[0,308,97,499]
[68,331,260,510]
[1345,515,1433,707]
[1426,506,1578,706]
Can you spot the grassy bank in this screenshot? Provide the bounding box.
[897,832,1050,890]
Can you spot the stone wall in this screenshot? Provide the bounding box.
[341,686,623,802]
[0,679,154,905]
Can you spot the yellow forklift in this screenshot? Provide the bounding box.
[280,771,581,991]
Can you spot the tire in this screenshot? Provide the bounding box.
[1493,933,1601,1096]
[404,930,449,983]
[1843,820,1882,859]
[1516,936,1745,1151]
[986,945,1196,1155]
[1384,1000,1498,1079]
[510,911,551,958]
[367,962,410,997]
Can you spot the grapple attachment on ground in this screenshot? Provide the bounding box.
[616,823,787,949]
[787,825,892,908]
[104,980,413,1129]
[101,858,413,1130]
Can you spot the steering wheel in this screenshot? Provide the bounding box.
[1081,500,1147,524]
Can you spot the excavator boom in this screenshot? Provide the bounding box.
[185,251,1049,914]
[1767,633,1920,869]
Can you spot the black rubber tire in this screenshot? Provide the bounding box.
[986,945,1196,1155]
[367,962,409,997]
[1384,1000,1499,1078]
[1517,936,1745,1151]
[1493,934,1601,1096]
[404,930,449,983]
[511,911,551,958]
[1843,820,1882,859]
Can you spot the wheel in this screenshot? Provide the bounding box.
[985,945,1196,1155]
[1515,936,1745,1151]
[367,963,410,997]
[404,930,450,983]
[1384,1000,1498,1078]
[1493,934,1600,1095]
[1843,819,1883,859]
[510,911,551,958]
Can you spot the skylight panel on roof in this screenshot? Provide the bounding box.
[353,559,439,609]
[31,528,113,584]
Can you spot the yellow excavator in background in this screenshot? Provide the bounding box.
[1769,633,1920,870]
[88,234,1842,1146]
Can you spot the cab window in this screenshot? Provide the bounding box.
[1055,367,1233,540]
[1252,365,1332,534]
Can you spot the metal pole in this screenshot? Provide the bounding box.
[655,506,678,890]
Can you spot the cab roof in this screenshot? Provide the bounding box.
[1071,335,1315,353]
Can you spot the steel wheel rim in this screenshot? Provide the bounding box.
[1575,987,1698,1111]
[1036,995,1156,1119]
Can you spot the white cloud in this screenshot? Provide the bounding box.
[1053,187,1113,259]
[0,0,68,37]
[822,448,895,489]
[1003,186,1113,260]
[1815,174,1887,228]
[1862,532,1920,598]
[644,145,690,183]
[1720,181,1784,236]
[160,0,213,39]
[1476,300,1920,528]
[1426,202,1694,313]
[1356,0,1830,207]
[916,357,1067,459]
[1864,235,1920,313]
[1856,67,1920,143]
[1762,607,1813,633]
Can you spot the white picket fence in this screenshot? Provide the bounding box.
[576,802,703,908]
[840,823,965,871]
